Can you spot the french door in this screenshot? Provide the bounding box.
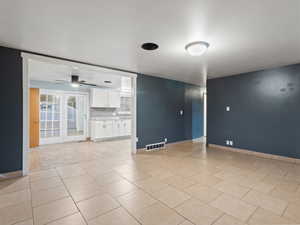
[39,90,88,145]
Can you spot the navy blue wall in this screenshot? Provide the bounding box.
[207,63,300,159]
[0,46,23,173]
[137,74,203,148]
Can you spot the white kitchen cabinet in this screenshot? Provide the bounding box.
[103,120,113,138]
[90,88,120,108]
[108,91,121,108]
[94,121,105,138]
[90,118,131,141]
[90,88,108,108]
[120,119,131,136]
[113,120,121,136]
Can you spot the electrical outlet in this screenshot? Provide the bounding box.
[226,106,230,111]
[229,141,233,146]
[164,138,168,143]
[226,140,230,145]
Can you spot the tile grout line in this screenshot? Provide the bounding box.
[29,176,35,225]
[55,167,89,225]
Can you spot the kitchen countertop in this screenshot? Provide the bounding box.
[90,116,131,121]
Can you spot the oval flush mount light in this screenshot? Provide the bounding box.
[141,42,159,51]
[185,41,210,56]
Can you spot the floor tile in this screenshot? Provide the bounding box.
[63,175,96,188]
[152,186,191,208]
[103,180,138,197]
[32,185,69,207]
[68,182,107,202]
[88,207,139,225]
[118,190,157,213]
[29,169,58,182]
[33,197,78,225]
[184,184,222,203]
[30,177,63,193]
[252,181,275,194]
[188,173,222,187]
[56,165,86,179]
[0,189,31,209]
[135,178,168,193]
[243,190,288,215]
[210,194,256,221]
[283,201,300,223]
[14,219,34,225]
[93,171,125,186]
[214,181,250,198]
[175,199,223,225]
[134,202,185,225]
[162,176,196,190]
[26,141,300,225]
[213,214,246,225]
[248,207,295,225]
[77,194,120,220]
[270,188,300,203]
[178,221,194,225]
[47,213,87,225]
[0,177,29,195]
[0,202,32,225]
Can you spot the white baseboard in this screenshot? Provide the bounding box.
[208,144,300,164]
[0,170,23,181]
[193,136,206,143]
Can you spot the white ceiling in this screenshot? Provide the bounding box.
[1,0,300,85]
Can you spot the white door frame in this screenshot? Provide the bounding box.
[21,52,138,175]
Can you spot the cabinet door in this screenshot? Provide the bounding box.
[113,120,121,137]
[108,91,120,108]
[103,120,113,138]
[95,121,106,138]
[91,88,108,107]
[125,119,131,135]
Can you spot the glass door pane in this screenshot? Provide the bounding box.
[67,95,85,137]
[40,94,61,139]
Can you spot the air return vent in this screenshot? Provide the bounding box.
[145,142,165,151]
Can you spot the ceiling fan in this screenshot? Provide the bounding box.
[56,75,106,88]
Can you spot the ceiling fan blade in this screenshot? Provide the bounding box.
[55,79,68,83]
[79,82,97,87]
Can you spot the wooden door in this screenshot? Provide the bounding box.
[30,88,40,148]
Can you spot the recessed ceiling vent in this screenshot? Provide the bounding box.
[141,42,159,51]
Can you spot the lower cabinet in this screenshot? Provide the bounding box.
[91,119,131,140]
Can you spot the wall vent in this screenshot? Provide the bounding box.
[145,142,166,151]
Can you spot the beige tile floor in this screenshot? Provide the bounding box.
[1,139,300,224]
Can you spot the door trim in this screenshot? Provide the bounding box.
[22,52,138,176]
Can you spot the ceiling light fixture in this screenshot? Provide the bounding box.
[185,41,210,56]
[141,42,159,51]
[71,83,79,88]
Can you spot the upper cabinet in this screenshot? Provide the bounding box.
[90,88,120,108]
[108,90,121,108]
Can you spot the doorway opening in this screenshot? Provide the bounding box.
[22,53,137,174]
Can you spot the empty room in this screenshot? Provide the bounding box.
[0,1,300,225]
